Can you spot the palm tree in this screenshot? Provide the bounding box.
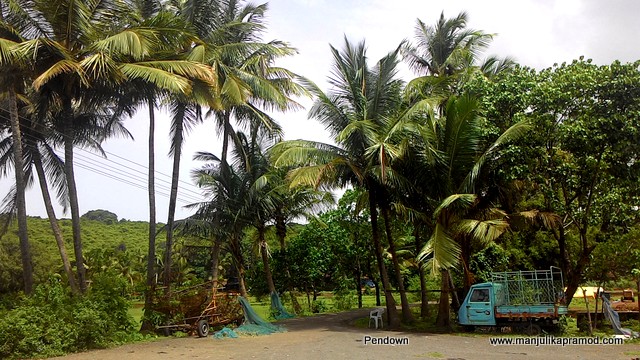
[121,0,186,329]
[206,2,306,293]
[0,3,33,294]
[186,158,251,296]
[397,12,518,326]
[164,0,305,292]
[272,38,406,327]
[0,88,33,294]
[407,94,529,326]
[403,11,513,81]
[190,128,275,297]
[1,0,212,292]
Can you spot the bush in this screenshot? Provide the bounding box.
[333,291,356,311]
[0,274,138,359]
[311,299,328,313]
[332,278,356,311]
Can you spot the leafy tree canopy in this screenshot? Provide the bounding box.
[81,210,119,225]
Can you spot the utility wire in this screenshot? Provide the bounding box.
[69,151,202,204]
[0,108,207,196]
[0,111,217,207]
[72,150,204,200]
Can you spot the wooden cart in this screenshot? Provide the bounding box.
[153,283,243,337]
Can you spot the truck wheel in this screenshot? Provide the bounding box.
[196,319,210,337]
[526,324,541,336]
[463,325,475,332]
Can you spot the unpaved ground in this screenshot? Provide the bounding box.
[53,309,640,360]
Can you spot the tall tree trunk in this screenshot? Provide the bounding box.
[142,100,157,331]
[274,207,297,310]
[230,233,247,297]
[381,206,413,323]
[419,265,429,318]
[274,209,287,249]
[32,146,78,293]
[460,234,474,294]
[258,224,276,294]
[368,190,399,328]
[237,267,248,298]
[414,224,429,318]
[63,97,86,293]
[9,87,33,295]
[164,103,185,294]
[355,269,362,308]
[436,269,451,327]
[210,111,232,288]
[564,251,593,306]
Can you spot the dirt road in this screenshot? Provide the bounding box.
[53,309,640,360]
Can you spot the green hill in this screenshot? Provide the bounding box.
[0,213,304,295]
[0,215,154,293]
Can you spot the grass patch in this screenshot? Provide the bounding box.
[353,317,370,328]
[247,293,387,320]
[425,352,444,358]
[128,301,144,326]
[414,352,445,358]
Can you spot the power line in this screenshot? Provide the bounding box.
[73,150,204,200]
[69,151,202,204]
[0,112,218,207]
[0,108,206,195]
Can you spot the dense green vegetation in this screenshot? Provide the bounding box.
[0,1,639,358]
[0,216,151,293]
[0,274,141,359]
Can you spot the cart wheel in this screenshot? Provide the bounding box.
[196,320,210,337]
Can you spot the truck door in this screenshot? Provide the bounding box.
[465,287,495,325]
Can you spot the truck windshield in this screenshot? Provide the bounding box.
[470,288,489,302]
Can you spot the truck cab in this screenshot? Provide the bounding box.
[458,283,498,326]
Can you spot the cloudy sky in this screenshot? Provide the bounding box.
[9,0,640,222]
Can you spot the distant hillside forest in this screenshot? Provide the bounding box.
[0,210,303,296]
[0,212,150,294]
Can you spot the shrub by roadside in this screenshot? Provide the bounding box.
[0,274,141,359]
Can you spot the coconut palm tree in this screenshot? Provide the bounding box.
[0,2,34,294]
[0,0,213,292]
[189,127,277,296]
[118,0,197,328]
[403,11,513,80]
[406,94,529,326]
[272,38,407,327]
[163,0,305,292]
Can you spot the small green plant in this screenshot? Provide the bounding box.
[311,299,328,313]
[333,292,356,310]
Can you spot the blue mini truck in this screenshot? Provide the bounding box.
[458,267,568,334]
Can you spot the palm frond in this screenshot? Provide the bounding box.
[433,193,477,219]
[418,222,460,274]
[32,59,88,90]
[120,63,192,95]
[456,217,509,245]
[462,118,531,192]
